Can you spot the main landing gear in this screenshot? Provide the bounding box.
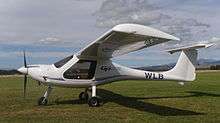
[79,86,101,107]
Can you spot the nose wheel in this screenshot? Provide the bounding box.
[38,97,48,105]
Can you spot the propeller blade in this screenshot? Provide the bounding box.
[23,51,27,68]
[24,74,27,98]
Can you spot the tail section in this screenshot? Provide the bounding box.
[163,43,213,82]
[163,49,197,81]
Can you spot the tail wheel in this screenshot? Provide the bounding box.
[38,97,48,106]
[88,97,100,107]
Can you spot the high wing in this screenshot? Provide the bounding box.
[77,24,180,59]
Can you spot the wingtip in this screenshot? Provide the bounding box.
[173,37,181,41]
[169,35,180,41]
[205,43,214,48]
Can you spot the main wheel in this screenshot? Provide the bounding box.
[79,92,89,101]
[38,97,48,106]
[88,97,100,107]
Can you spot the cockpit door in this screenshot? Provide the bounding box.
[63,60,97,80]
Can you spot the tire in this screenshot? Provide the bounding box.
[79,92,89,101]
[88,97,100,107]
[38,97,48,106]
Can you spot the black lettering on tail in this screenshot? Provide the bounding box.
[145,73,152,79]
[145,72,164,80]
[158,74,164,79]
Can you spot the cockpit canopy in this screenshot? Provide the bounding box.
[54,55,97,80]
[63,60,97,79]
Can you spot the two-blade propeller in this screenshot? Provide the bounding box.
[23,51,28,98]
[18,51,42,98]
[17,51,28,98]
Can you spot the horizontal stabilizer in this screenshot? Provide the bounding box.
[163,42,214,82]
[166,43,214,54]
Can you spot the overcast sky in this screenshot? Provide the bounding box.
[0,0,220,69]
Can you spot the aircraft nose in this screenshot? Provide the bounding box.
[17,67,28,74]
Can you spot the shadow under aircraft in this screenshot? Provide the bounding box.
[54,89,220,116]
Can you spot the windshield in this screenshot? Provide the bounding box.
[54,55,73,68]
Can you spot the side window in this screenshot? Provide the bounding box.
[54,55,73,68]
[63,60,97,79]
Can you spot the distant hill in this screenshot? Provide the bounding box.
[198,58,220,66]
[137,59,220,71]
[0,69,20,75]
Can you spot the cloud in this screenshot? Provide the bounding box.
[0,50,72,69]
[38,37,61,44]
[0,0,103,45]
[0,51,71,59]
[0,0,219,68]
[94,0,211,42]
[94,0,163,27]
[28,51,72,58]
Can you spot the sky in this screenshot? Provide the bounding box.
[0,0,220,69]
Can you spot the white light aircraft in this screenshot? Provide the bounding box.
[18,24,213,107]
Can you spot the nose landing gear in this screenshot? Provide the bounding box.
[38,86,52,106]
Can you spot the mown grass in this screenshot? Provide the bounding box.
[0,72,219,123]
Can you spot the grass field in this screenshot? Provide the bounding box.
[0,72,220,123]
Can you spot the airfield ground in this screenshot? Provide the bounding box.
[0,71,219,123]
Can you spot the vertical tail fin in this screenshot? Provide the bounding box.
[163,43,213,81]
[164,49,197,81]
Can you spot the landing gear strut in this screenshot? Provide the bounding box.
[79,86,100,107]
[87,86,100,107]
[38,86,52,106]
